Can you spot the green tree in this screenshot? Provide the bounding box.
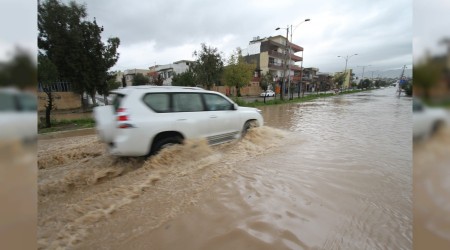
[97,71,120,104]
[259,71,274,103]
[333,72,346,89]
[38,0,120,108]
[223,48,255,97]
[402,81,413,96]
[413,61,442,100]
[38,52,59,128]
[132,73,149,86]
[191,43,224,90]
[153,74,164,86]
[0,48,37,89]
[172,69,197,87]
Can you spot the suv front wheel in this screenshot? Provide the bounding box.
[242,120,258,137]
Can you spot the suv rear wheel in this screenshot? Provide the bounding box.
[151,136,183,156]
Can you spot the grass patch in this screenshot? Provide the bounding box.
[38,118,95,134]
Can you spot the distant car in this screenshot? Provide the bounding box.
[0,87,37,141]
[93,86,264,157]
[413,98,449,140]
[260,90,275,97]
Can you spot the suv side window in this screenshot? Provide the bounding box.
[143,93,170,112]
[203,93,233,111]
[173,93,204,112]
[17,93,37,112]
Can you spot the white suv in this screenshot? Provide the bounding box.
[93,86,264,157]
[0,87,37,142]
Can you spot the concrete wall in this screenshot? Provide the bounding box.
[37,92,81,111]
[210,86,262,96]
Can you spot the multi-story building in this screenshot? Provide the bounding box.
[244,35,304,93]
[302,67,319,92]
[149,60,194,86]
[123,69,151,86]
[317,72,333,91]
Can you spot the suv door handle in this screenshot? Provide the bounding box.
[209,115,218,118]
[177,118,187,121]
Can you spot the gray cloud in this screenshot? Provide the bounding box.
[1,0,419,76]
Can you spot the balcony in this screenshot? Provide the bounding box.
[268,50,286,59]
[292,75,302,81]
[290,64,302,71]
[268,62,285,71]
[289,42,303,52]
[290,54,303,62]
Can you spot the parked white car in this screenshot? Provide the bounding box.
[260,90,275,97]
[413,98,449,140]
[0,87,37,142]
[93,86,264,157]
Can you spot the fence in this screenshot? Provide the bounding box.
[38,82,73,92]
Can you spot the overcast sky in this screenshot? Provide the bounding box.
[1,0,447,78]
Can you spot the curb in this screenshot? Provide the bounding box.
[38,128,96,140]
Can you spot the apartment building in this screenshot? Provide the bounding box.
[123,69,151,86]
[244,35,304,91]
[149,60,194,86]
[302,67,319,91]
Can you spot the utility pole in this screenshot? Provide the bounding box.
[398,65,406,97]
[278,25,289,100]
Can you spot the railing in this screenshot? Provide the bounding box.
[290,65,303,71]
[268,50,286,59]
[268,62,285,70]
[290,54,303,61]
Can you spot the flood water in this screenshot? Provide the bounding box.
[37,87,412,249]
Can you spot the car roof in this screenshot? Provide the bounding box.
[110,86,217,95]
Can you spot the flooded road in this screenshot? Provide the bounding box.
[414,126,450,250]
[38,88,412,249]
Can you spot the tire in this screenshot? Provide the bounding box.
[431,121,444,136]
[242,120,257,138]
[151,136,182,156]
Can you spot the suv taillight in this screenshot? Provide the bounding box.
[116,108,132,128]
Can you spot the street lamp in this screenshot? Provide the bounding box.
[276,18,310,100]
[337,53,358,90]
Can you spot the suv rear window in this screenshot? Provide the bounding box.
[143,93,170,112]
[112,94,125,112]
[0,93,17,111]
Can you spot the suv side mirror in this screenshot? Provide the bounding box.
[233,103,239,110]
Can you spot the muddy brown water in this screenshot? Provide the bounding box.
[414,126,450,250]
[37,88,415,249]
